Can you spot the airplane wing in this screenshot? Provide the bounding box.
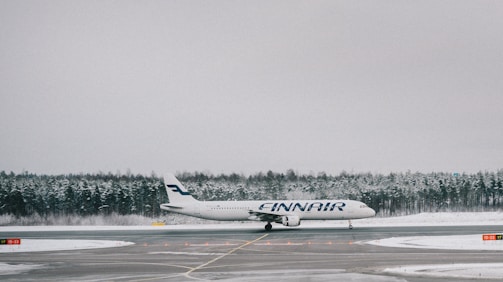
[248,210,284,223]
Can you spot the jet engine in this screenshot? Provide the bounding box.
[281,215,301,227]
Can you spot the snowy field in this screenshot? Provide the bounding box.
[0,239,134,253]
[1,212,503,279]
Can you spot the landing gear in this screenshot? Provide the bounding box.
[348,220,353,230]
[265,222,272,231]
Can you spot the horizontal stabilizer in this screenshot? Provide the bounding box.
[160,203,184,209]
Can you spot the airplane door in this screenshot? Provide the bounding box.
[194,206,201,217]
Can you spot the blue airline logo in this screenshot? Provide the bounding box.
[167,184,191,196]
[259,202,346,212]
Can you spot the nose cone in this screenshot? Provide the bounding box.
[368,207,376,217]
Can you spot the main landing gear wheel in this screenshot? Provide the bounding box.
[265,222,272,231]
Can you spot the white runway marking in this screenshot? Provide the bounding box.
[184,233,269,280]
[149,251,226,256]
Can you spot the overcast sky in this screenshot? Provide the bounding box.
[1,1,502,176]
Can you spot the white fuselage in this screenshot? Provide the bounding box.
[161,199,375,221]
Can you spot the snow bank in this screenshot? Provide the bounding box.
[366,234,503,251]
[0,263,43,275]
[384,263,503,280]
[0,239,134,253]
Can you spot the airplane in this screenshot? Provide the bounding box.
[160,173,376,231]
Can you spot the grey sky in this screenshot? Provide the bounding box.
[1,1,502,176]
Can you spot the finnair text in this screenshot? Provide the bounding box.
[258,202,346,212]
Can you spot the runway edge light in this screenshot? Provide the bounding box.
[152,221,166,226]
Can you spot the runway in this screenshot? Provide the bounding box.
[1,225,503,281]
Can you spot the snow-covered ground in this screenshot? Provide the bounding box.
[1,212,502,279]
[366,234,503,251]
[0,240,134,276]
[0,239,134,253]
[384,263,503,280]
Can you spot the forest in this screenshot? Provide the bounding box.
[1,169,502,224]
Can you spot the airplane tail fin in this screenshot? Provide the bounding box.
[163,173,199,204]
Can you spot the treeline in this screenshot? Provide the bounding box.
[1,170,502,219]
[0,172,166,218]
